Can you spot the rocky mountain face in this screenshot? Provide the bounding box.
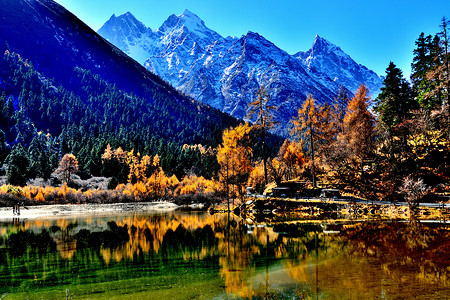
[98,10,384,134]
[295,35,384,98]
[0,0,239,146]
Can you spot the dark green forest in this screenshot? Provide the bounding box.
[0,49,239,184]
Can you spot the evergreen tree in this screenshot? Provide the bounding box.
[411,32,433,92]
[28,133,53,181]
[6,144,30,186]
[332,86,350,132]
[376,62,413,127]
[438,16,450,139]
[411,32,444,109]
[0,130,7,163]
[439,17,450,106]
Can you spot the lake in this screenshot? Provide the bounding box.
[0,209,449,299]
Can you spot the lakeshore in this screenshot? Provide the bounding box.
[0,201,179,220]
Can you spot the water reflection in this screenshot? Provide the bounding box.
[0,212,448,299]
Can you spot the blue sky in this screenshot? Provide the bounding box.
[55,0,450,78]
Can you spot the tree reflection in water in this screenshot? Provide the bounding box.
[0,212,448,299]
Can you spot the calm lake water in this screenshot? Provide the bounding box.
[0,210,449,299]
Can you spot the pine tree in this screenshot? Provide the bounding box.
[411,32,432,92]
[0,130,6,163]
[376,62,413,127]
[438,17,450,139]
[332,86,350,132]
[6,144,30,186]
[412,33,444,109]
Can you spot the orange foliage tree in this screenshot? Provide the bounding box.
[339,83,376,170]
[217,123,254,199]
[291,95,321,187]
[56,154,79,184]
[276,139,306,181]
[328,83,377,196]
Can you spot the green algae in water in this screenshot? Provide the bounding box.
[0,212,449,299]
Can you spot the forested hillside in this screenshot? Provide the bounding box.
[0,50,246,183]
[0,0,286,188]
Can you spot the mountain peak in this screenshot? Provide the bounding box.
[158,9,222,41]
[294,35,383,96]
[100,11,149,33]
[181,9,199,19]
[121,11,135,19]
[178,9,207,31]
[311,35,341,53]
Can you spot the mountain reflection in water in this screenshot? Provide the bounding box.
[0,211,448,299]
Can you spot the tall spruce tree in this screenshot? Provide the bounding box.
[6,144,30,186]
[376,62,413,128]
[439,17,450,139]
[411,33,433,92]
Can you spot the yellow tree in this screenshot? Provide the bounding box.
[316,103,337,162]
[277,140,306,181]
[247,161,265,194]
[56,154,79,184]
[290,95,320,187]
[340,83,375,165]
[217,123,253,204]
[337,83,376,194]
[146,154,167,198]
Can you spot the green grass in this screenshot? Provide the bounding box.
[3,272,225,299]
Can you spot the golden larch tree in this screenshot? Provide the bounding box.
[217,123,253,202]
[290,94,320,187]
[56,153,79,184]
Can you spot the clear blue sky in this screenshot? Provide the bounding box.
[55,0,450,78]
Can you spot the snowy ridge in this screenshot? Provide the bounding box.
[296,35,384,98]
[98,11,384,135]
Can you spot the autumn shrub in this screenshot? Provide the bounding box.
[0,184,23,197]
[175,175,218,196]
[400,176,429,210]
[247,161,265,194]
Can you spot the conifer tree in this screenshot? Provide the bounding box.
[376,62,413,128]
[6,144,30,186]
[247,85,275,187]
[439,17,450,106]
[411,32,432,92]
[332,86,350,132]
[439,17,450,139]
[412,33,443,109]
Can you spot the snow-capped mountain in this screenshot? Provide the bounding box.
[295,35,384,98]
[97,12,158,65]
[98,10,383,134]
